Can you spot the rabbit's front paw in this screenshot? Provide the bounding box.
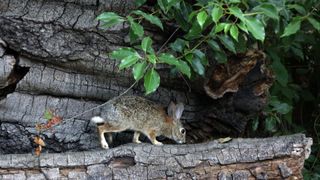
[154,141,163,146]
[134,139,142,144]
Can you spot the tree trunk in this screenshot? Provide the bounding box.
[0,134,313,179]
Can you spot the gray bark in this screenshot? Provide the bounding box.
[0,0,269,154]
[0,134,313,179]
[0,0,313,178]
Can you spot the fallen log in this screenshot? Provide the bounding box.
[0,134,312,179]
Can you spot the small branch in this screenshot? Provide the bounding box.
[40,80,139,132]
[157,27,180,54]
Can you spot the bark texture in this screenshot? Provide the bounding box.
[0,0,274,154]
[0,1,313,178]
[0,134,313,179]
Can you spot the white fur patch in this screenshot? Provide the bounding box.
[101,140,109,149]
[91,116,104,123]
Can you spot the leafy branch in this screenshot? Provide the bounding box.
[95,0,320,145]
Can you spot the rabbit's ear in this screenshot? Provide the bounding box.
[174,103,184,120]
[167,101,176,117]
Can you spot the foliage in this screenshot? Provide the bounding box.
[96,0,320,178]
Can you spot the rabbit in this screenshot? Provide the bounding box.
[91,95,186,149]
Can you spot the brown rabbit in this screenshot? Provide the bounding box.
[91,96,186,149]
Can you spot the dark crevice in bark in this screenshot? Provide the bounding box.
[0,46,30,100]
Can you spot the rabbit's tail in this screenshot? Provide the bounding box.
[91,116,104,123]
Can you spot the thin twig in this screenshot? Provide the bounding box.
[65,80,138,121]
[156,27,193,91]
[41,27,179,131]
[157,27,180,54]
[41,80,139,132]
[179,72,191,92]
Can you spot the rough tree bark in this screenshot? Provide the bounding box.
[0,0,312,179]
[0,134,313,179]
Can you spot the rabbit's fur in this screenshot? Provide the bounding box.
[91,96,186,149]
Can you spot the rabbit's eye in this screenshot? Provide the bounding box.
[180,128,186,134]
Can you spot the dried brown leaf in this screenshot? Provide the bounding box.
[35,145,42,156]
[34,136,46,147]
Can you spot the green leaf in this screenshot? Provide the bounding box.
[141,37,153,53]
[265,116,277,132]
[99,18,124,28]
[110,48,139,60]
[224,23,231,34]
[119,55,140,70]
[214,51,227,63]
[158,0,180,12]
[158,53,179,66]
[287,4,306,15]
[135,0,147,7]
[157,0,167,12]
[281,17,302,37]
[197,10,208,28]
[237,21,248,33]
[214,23,227,34]
[131,22,144,37]
[96,12,125,28]
[188,11,197,22]
[185,53,193,64]
[132,10,164,30]
[170,38,188,53]
[254,3,279,20]
[228,6,245,21]
[194,49,208,66]
[147,54,157,64]
[307,17,320,31]
[173,7,190,31]
[128,16,144,37]
[234,33,247,53]
[218,35,236,54]
[272,102,292,114]
[291,46,304,60]
[167,0,181,11]
[129,27,139,42]
[96,12,123,21]
[252,117,259,131]
[211,6,223,24]
[207,40,221,51]
[244,16,265,41]
[230,25,239,41]
[185,20,202,40]
[133,62,147,80]
[229,0,240,3]
[44,110,53,120]
[144,68,160,94]
[190,56,205,76]
[269,51,288,86]
[176,60,191,78]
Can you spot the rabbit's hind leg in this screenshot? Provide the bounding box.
[97,125,109,149]
[133,131,142,143]
[147,130,163,146]
[98,123,127,149]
